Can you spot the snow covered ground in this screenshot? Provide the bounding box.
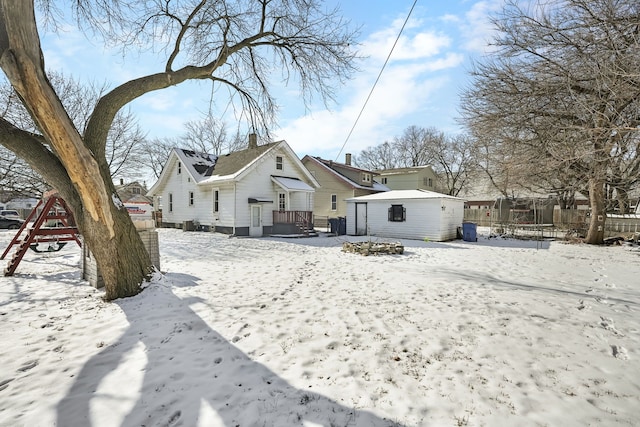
[1,228,639,427]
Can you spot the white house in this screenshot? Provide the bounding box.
[147,136,319,237]
[345,189,466,241]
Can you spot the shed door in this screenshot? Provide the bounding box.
[355,202,367,236]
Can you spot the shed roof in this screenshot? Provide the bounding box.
[346,189,465,202]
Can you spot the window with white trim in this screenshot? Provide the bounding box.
[189,191,194,206]
[276,156,283,170]
[169,193,173,212]
[177,162,181,174]
[278,193,286,211]
[331,194,337,211]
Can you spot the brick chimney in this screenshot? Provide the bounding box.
[345,153,352,166]
[248,133,258,149]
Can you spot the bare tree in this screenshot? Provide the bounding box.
[182,113,247,155]
[429,133,475,196]
[460,0,640,244]
[355,126,476,196]
[0,1,358,299]
[139,137,180,181]
[395,126,435,167]
[1,73,148,193]
[354,141,401,170]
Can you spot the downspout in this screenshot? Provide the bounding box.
[232,182,237,235]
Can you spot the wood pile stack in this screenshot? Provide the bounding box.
[342,241,404,256]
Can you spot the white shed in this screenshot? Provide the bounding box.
[345,189,466,241]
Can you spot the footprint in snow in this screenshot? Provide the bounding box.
[611,345,629,360]
[17,360,38,372]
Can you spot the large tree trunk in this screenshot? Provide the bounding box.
[585,178,606,244]
[0,1,153,299]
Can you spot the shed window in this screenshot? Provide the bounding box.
[189,191,194,206]
[388,204,406,222]
[276,156,283,170]
[331,194,337,211]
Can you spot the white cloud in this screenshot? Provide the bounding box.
[459,1,504,53]
[276,11,466,159]
[362,24,451,62]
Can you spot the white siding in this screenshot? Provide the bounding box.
[151,142,316,231]
[212,184,236,229]
[346,197,465,241]
[158,158,201,224]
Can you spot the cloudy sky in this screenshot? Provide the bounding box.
[38,0,502,162]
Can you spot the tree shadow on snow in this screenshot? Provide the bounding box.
[56,273,404,427]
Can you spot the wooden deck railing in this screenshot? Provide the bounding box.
[272,210,313,234]
[272,210,312,225]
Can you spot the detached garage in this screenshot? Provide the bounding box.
[345,189,465,241]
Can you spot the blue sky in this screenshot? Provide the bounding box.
[38,1,502,162]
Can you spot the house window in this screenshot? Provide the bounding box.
[132,187,141,194]
[189,191,194,206]
[362,173,371,183]
[388,204,406,222]
[423,177,433,187]
[331,194,337,211]
[169,193,173,212]
[213,190,219,213]
[278,193,286,211]
[381,177,387,184]
[276,156,283,170]
[178,162,182,174]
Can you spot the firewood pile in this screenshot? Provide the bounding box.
[342,241,404,256]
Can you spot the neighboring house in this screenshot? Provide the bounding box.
[376,166,439,192]
[147,136,319,237]
[345,189,465,241]
[302,153,388,219]
[115,180,153,204]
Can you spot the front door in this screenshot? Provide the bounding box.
[249,205,262,237]
[355,202,367,235]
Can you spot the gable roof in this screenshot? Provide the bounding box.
[204,142,279,179]
[173,149,218,183]
[302,155,388,192]
[346,189,465,202]
[148,140,318,196]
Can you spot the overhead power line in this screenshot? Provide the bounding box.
[335,0,419,161]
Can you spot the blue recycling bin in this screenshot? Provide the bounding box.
[462,222,477,242]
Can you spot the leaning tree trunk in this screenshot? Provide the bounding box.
[0,1,154,299]
[585,177,606,244]
[57,170,154,300]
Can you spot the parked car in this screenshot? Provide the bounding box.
[0,210,21,220]
[0,215,24,229]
